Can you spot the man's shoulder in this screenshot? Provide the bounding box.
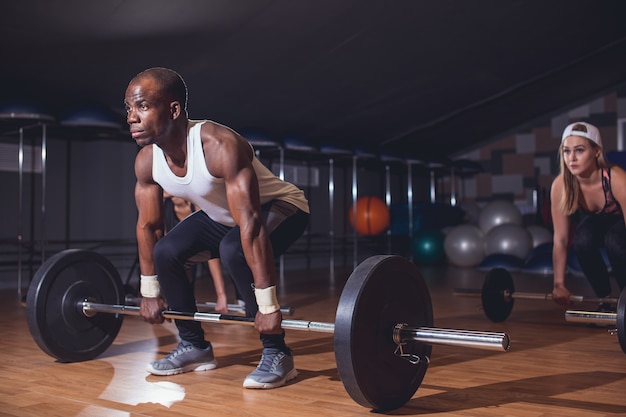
[195,119,232,135]
[188,119,208,134]
[197,120,242,148]
[135,145,155,183]
[136,143,154,159]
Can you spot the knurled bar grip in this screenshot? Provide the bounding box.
[125,295,294,316]
[564,310,616,325]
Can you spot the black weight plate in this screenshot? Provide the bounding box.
[334,255,433,411]
[617,286,626,355]
[481,268,515,322]
[26,249,125,362]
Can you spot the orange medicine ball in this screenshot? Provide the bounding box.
[348,196,390,236]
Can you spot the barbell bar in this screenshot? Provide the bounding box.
[564,286,626,355]
[26,249,510,412]
[83,301,335,333]
[453,267,617,322]
[564,310,617,326]
[124,295,295,316]
[454,287,617,304]
[81,301,508,350]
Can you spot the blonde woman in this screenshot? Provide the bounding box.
[551,122,626,311]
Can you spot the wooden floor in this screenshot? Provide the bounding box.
[2,258,626,417]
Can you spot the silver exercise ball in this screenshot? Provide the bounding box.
[484,223,533,260]
[444,224,486,267]
[526,224,553,248]
[478,200,522,234]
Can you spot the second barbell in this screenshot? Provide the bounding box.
[453,268,617,322]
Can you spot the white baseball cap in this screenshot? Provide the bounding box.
[561,121,602,147]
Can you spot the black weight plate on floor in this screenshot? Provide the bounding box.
[617,286,626,355]
[334,255,433,412]
[482,268,515,322]
[26,249,125,362]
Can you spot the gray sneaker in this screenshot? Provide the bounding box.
[243,348,298,389]
[147,341,217,376]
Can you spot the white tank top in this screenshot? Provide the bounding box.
[153,120,309,227]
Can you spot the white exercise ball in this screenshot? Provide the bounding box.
[484,223,533,260]
[444,224,485,267]
[478,200,522,233]
[526,224,553,248]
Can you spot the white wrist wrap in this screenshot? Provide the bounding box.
[254,286,280,314]
[140,275,160,298]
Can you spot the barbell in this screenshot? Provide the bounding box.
[564,286,626,355]
[26,249,510,412]
[453,268,618,322]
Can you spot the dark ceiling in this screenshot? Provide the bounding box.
[1,0,626,160]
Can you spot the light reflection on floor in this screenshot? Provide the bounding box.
[98,366,186,408]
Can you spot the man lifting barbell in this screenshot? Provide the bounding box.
[25,66,514,411]
[125,67,310,388]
